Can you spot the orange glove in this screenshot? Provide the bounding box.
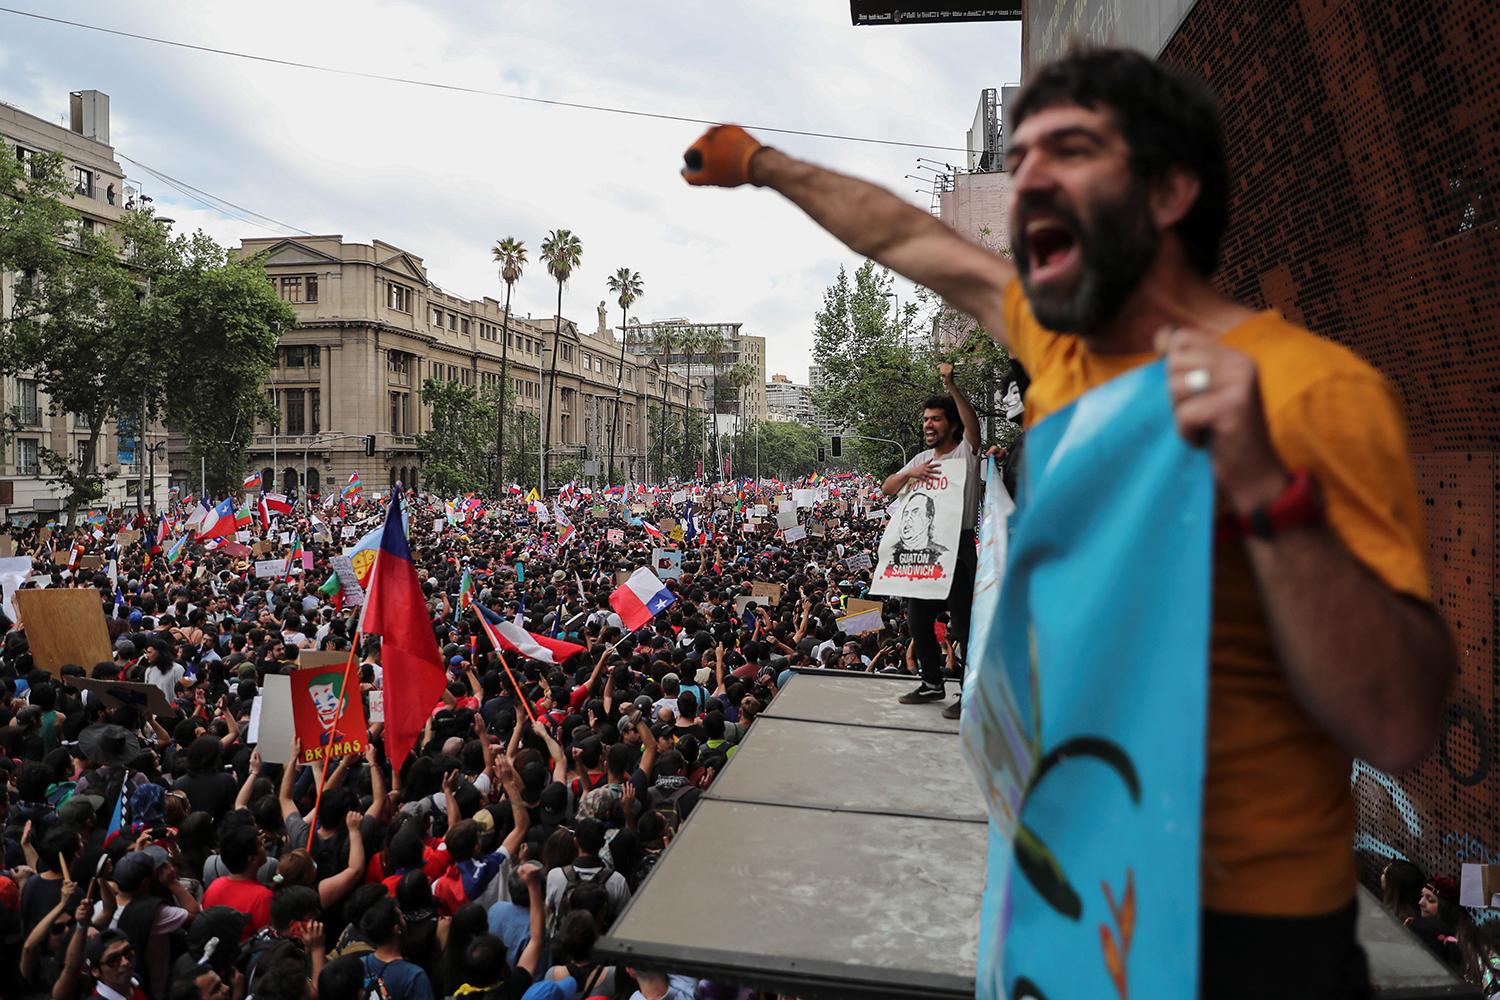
[681,125,766,187]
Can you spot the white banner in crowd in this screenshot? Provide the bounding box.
[868,458,966,599]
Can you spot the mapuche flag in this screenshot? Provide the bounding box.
[361,489,446,768]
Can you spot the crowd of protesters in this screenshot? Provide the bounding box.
[0,475,943,1000]
[1380,858,1500,994]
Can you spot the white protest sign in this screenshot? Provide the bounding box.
[670,490,688,506]
[845,550,874,572]
[752,504,769,518]
[433,518,446,532]
[235,530,251,542]
[775,508,799,531]
[279,532,291,544]
[368,688,384,724]
[329,554,366,606]
[341,526,356,539]
[253,558,284,579]
[778,499,795,514]
[782,524,808,543]
[793,489,818,509]
[651,547,683,581]
[0,555,34,624]
[254,673,296,764]
[868,458,966,599]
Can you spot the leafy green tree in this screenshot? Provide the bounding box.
[490,236,527,492]
[416,377,506,494]
[158,233,292,497]
[604,267,643,486]
[722,419,823,481]
[539,229,582,492]
[0,142,287,522]
[811,260,1017,475]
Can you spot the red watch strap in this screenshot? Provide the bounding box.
[1238,469,1321,539]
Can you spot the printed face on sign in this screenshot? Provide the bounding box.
[308,673,343,728]
[899,493,939,552]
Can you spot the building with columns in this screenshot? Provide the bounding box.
[217,235,705,495]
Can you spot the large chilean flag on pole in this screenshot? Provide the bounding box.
[361,489,446,768]
[609,567,676,630]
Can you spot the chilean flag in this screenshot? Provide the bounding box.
[362,489,447,768]
[476,604,584,665]
[609,568,676,630]
[242,471,262,491]
[641,522,666,542]
[196,498,238,541]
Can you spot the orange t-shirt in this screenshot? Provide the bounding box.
[1002,280,1430,916]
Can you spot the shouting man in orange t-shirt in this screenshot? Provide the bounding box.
[682,47,1455,998]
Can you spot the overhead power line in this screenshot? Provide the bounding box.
[0,6,970,153]
[119,154,316,237]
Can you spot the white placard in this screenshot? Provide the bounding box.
[328,554,365,607]
[752,504,769,518]
[782,524,808,543]
[368,688,384,724]
[778,500,795,514]
[341,526,356,539]
[651,547,683,581]
[253,558,284,579]
[836,607,883,635]
[253,673,296,764]
[793,489,818,509]
[670,490,687,506]
[868,458,966,599]
[235,530,251,542]
[433,518,446,531]
[776,508,799,531]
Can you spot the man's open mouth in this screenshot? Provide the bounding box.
[1025,219,1080,284]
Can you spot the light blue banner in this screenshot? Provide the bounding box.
[963,361,1214,1000]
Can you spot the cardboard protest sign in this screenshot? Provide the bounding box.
[631,504,647,515]
[837,597,885,635]
[808,521,826,538]
[606,528,624,546]
[775,508,799,531]
[15,589,113,675]
[0,535,12,557]
[253,540,275,557]
[79,554,103,571]
[52,550,72,566]
[251,674,296,764]
[751,580,783,606]
[116,530,140,548]
[651,547,683,581]
[253,558,284,579]
[591,505,608,520]
[657,518,677,532]
[63,675,172,716]
[868,458,966,599]
[290,663,367,764]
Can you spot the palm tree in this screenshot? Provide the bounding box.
[539,229,582,494]
[697,327,726,480]
[725,361,754,477]
[604,267,643,486]
[490,236,526,493]
[653,326,678,480]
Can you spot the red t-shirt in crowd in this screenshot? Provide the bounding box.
[202,875,272,938]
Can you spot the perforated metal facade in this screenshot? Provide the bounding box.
[1151,0,1499,888]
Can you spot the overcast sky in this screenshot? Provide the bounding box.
[0,3,1021,381]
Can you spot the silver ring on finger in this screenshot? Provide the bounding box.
[1184,367,1212,394]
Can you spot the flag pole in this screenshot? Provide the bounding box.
[304,638,362,851]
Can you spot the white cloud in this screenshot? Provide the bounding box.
[0,2,1021,381]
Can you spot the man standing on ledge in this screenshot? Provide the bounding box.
[682,47,1454,998]
[881,364,979,719]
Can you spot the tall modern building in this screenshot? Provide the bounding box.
[0,90,170,520]
[765,374,818,426]
[205,236,704,495]
[622,318,769,435]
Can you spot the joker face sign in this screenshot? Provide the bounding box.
[307,673,344,728]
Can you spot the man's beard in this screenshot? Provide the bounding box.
[1012,181,1158,334]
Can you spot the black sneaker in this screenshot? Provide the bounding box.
[941,698,963,721]
[899,683,946,704]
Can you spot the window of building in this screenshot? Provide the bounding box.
[387,282,412,312]
[310,389,321,434]
[448,314,458,331]
[562,345,574,363]
[432,307,443,326]
[285,388,305,434]
[285,345,305,367]
[309,346,320,368]
[461,318,470,335]
[390,392,400,434]
[279,276,307,303]
[17,438,38,475]
[73,166,93,198]
[17,379,40,426]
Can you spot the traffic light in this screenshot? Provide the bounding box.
[365,435,376,456]
[818,446,826,462]
[831,436,842,457]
